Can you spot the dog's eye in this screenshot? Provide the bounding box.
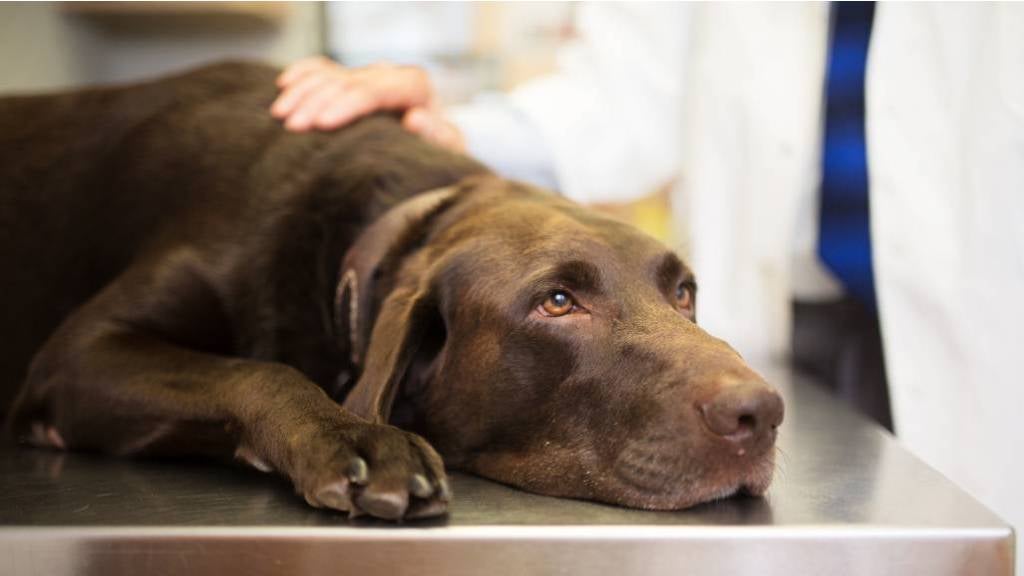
[539,291,575,317]
[675,281,694,310]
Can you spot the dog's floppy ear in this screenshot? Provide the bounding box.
[342,279,438,424]
[336,186,458,423]
[334,186,457,366]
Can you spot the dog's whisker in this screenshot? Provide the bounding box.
[772,445,790,481]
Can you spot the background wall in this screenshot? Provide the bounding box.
[0,1,323,94]
[0,2,569,96]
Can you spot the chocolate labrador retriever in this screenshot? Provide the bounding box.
[0,62,783,520]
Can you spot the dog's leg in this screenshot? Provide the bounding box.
[6,258,448,521]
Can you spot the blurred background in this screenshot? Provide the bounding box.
[0,2,565,97]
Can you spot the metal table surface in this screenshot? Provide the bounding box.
[0,365,1014,576]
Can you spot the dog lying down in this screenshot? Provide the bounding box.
[0,62,783,520]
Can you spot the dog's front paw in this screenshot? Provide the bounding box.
[292,420,450,521]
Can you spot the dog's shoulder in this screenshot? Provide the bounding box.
[165,60,280,90]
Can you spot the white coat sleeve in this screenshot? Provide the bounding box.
[448,94,559,191]
[449,2,690,204]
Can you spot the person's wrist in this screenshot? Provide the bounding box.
[403,107,465,153]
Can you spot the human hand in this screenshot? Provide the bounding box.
[271,57,465,153]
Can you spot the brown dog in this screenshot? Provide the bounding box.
[0,62,783,520]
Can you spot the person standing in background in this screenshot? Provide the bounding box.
[272,4,1024,571]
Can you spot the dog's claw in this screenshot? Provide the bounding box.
[315,482,353,512]
[409,473,433,498]
[356,490,409,521]
[346,457,369,485]
[406,498,448,519]
[437,478,452,502]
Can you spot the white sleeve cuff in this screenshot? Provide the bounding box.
[448,94,559,191]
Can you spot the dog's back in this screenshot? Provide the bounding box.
[0,62,484,412]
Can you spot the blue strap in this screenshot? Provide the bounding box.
[819,2,877,309]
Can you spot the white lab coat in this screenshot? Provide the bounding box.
[451,4,1023,566]
[678,3,834,361]
[868,5,1024,567]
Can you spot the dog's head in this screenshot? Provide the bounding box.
[338,176,783,509]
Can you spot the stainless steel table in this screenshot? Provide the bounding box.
[0,365,1014,575]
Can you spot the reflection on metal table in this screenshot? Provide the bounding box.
[0,365,1013,575]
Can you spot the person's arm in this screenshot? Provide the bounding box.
[445,95,558,190]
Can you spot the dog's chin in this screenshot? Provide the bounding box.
[603,451,778,511]
[463,445,776,511]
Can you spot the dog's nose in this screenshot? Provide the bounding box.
[699,381,784,446]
